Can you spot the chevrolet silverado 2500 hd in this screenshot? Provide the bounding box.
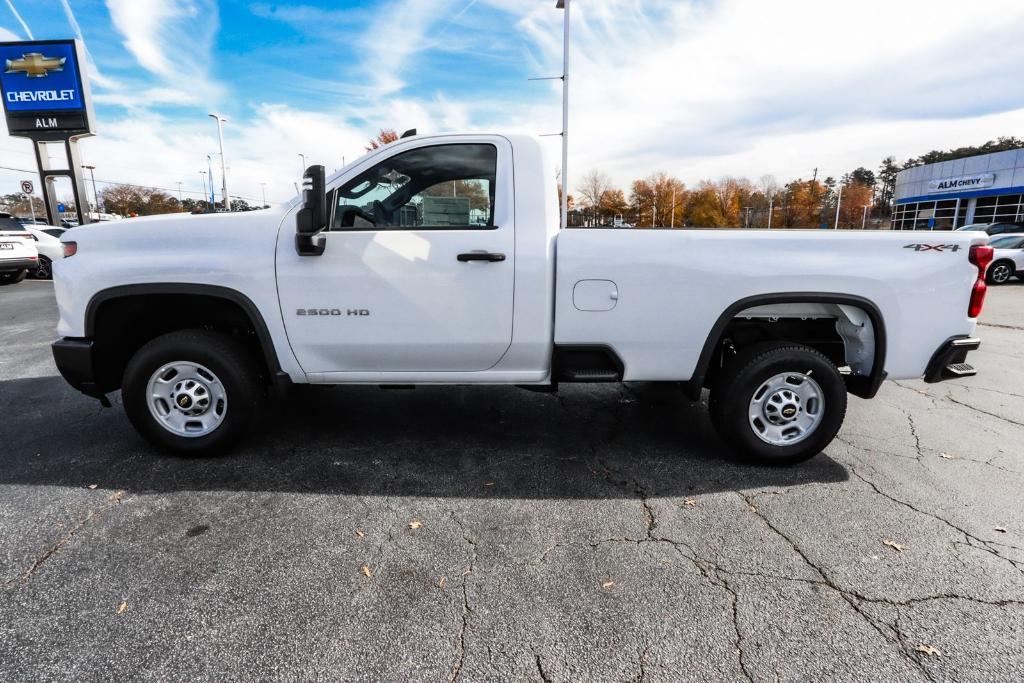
[51,134,992,464]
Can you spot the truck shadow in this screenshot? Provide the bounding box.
[0,377,849,499]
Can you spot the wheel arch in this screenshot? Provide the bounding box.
[683,292,887,400]
[85,283,284,392]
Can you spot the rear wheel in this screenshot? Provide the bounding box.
[0,269,27,285]
[709,343,847,466]
[987,260,1015,285]
[122,330,263,456]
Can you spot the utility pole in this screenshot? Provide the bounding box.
[834,185,843,229]
[81,164,99,216]
[743,206,752,228]
[209,113,230,211]
[812,167,818,183]
[670,187,676,228]
[861,204,869,229]
[767,196,774,229]
[176,181,183,203]
[556,0,571,229]
[260,182,268,208]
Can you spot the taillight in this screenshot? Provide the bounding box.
[968,245,993,318]
[62,241,77,258]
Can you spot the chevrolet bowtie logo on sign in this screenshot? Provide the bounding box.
[5,53,67,78]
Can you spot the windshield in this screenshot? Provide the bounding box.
[956,223,988,231]
[991,236,1024,249]
[0,216,26,231]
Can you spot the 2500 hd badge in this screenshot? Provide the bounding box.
[296,308,370,316]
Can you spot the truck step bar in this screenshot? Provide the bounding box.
[552,345,624,383]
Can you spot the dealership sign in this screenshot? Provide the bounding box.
[0,39,94,135]
[927,173,995,193]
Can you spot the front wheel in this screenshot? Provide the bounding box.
[709,343,847,466]
[122,330,263,456]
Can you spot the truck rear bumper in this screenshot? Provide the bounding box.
[923,337,980,383]
[52,337,109,403]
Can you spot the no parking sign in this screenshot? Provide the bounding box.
[20,179,33,194]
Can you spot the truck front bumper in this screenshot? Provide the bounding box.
[923,337,980,383]
[52,337,109,403]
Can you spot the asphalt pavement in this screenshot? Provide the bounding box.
[1,279,1022,682]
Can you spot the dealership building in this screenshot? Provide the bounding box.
[892,148,1024,230]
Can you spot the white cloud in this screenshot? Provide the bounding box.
[104,0,221,103]
[0,25,22,41]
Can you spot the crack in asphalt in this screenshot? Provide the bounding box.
[534,653,552,683]
[447,512,478,683]
[6,490,128,586]
[848,468,1024,577]
[979,321,1024,331]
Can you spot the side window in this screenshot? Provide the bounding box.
[330,144,496,230]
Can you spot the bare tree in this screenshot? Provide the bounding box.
[577,170,613,226]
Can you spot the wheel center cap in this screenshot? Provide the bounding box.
[781,405,798,419]
[171,379,212,416]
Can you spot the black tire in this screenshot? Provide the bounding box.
[709,343,847,466]
[987,260,1015,285]
[32,256,52,280]
[122,330,263,456]
[0,269,27,285]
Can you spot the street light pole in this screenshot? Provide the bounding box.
[556,0,570,229]
[834,185,843,229]
[861,204,869,229]
[176,181,183,204]
[199,170,208,207]
[670,187,676,228]
[767,196,774,229]
[81,164,99,216]
[260,183,268,208]
[209,113,230,211]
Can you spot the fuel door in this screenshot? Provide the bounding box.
[573,279,619,312]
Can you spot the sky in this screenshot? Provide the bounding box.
[2,0,1024,205]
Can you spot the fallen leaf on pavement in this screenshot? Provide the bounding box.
[994,526,1007,533]
[360,565,373,578]
[116,602,128,615]
[87,484,98,490]
[916,644,941,657]
[601,580,615,589]
[883,539,904,552]
[438,576,446,590]
[409,520,423,530]
[683,498,697,507]
[108,491,124,502]
[355,529,365,538]
[483,481,495,487]
[939,453,955,460]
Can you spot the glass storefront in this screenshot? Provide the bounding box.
[972,194,1024,224]
[891,199,964,230]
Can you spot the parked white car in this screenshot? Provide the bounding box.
[986,234,1024,284]
[52,134,992,464]
[22,225,64,280]
[0,213,39,285]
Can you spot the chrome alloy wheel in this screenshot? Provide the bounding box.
[991,263,1012,284]
[146,361,228,438]
[748,372,824,446]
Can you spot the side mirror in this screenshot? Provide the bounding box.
[295,165,327,256]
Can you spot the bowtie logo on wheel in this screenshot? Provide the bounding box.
[4,53,66,78]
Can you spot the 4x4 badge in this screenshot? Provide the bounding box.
[904,243,961,252]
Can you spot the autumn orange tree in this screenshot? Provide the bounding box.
[365,128,400,151]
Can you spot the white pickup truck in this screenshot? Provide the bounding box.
[51,134,992,464]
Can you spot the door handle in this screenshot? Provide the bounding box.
[457,252,506,262]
